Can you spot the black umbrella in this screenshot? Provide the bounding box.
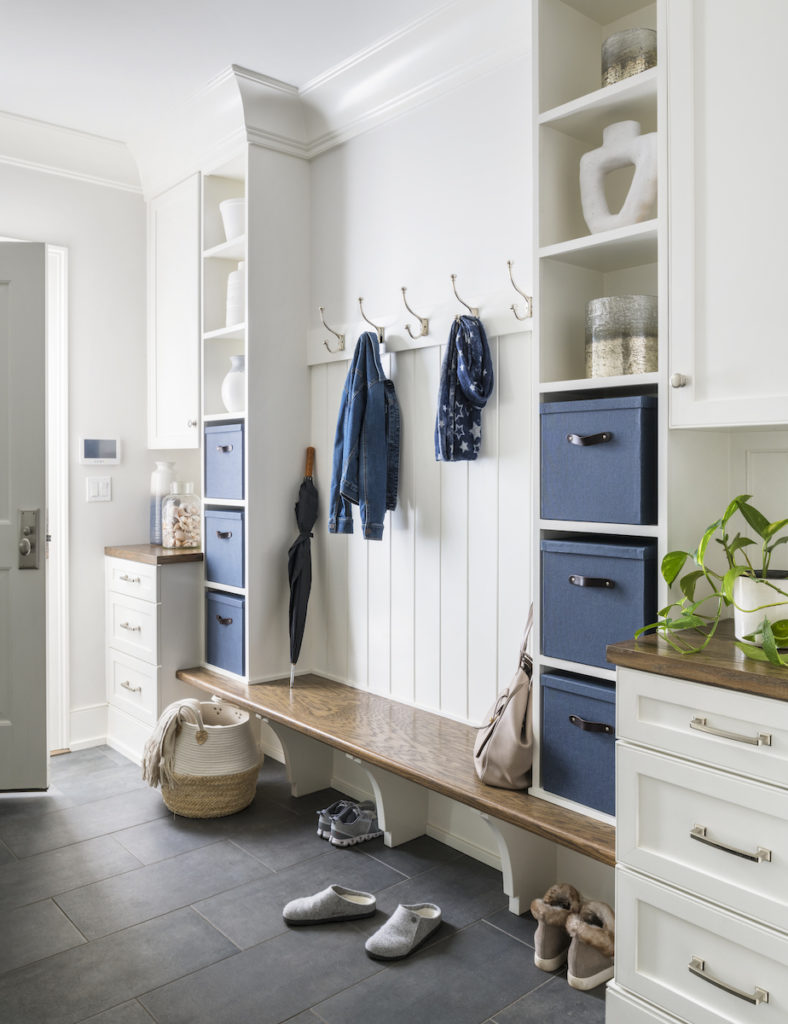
[288,446,318,687]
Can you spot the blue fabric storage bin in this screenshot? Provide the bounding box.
[205,591,245,676]
[541,536,657,669]
[541,671,615,815]
[205,509,245,588]
[204,422,244,500]
[540,395,657,524]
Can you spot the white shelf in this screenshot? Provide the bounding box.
[203,235,246,261]
[527,784,616,825]
[540,520,660,537]
[540,68,657,144]
[204,498,246,509]
[203,323,246,341]
[204,581,246,597]
[203,412,246,423]
[537,656,617,684]
[540,372,659,393]
[539,220,658,272]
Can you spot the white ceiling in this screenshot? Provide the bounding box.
[1,0,452,143]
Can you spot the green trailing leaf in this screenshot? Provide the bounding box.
[726,535,756,556]
[758,618,786,666]
[739,500,770,540]
[697,521,722,566]
[764,518,788,540]
[661,550,689,586]
[722,495,751,526]
[770,619,788,642]
[679,570,706,601]
[734,641,775,662]
[722,565,751,603]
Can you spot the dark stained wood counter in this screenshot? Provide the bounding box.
[105,543,203,565]
[177,666,615,867]
[607,619,788,702]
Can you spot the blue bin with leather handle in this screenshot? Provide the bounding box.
[541,671,615,815]
[205,591,245,676]
[540,395,657,524]
[541,535,657,669]
[205,509,245,588]
[205,422,244,500]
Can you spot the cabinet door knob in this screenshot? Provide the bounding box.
[670,372,689,388]
[187,419,198,428]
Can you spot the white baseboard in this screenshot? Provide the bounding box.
[68,702,108,751]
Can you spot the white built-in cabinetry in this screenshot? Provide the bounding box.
[105,548,202,763]
[607,663,788,1022]
[147,174,201,449]
[667,0,788,429]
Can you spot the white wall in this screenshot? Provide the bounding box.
[306,59,534,724]
[0,162,198,748]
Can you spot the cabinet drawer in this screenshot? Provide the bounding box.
[617,867,788,1024]
[605,984,678,1024]
[617,743,788,933]
[106,557,158,602]
[107,592,158,663]
[107,649,157,725]
[617,667,788,787]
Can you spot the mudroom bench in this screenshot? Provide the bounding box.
[176,667,614,914]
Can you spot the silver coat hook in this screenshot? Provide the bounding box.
[320,306,345,353]
[507,260,533,321]
[358,297,385,343]
[451,274,479,320]
[401,287,429,339]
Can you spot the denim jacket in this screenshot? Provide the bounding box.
[328,332,400,540]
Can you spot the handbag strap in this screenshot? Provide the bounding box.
[518,603,534,670]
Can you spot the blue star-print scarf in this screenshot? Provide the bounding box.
[435,315,494,461]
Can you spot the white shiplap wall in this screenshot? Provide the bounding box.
[307,329,531,724]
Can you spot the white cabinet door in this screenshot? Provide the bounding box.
[147,173,200,448]
[668,0,788,427]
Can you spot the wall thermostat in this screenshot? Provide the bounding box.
[79,437,121,465]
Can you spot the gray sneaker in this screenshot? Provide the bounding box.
[329,804,382,847]
[316,798,375,839]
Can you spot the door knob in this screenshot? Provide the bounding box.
[18,538,31,556]
[670,372,689,388]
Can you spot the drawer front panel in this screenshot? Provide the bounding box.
[107,592,158,662]
[204,509,245,588]
[106,557,158,602]
[616,868,788,1024]
[540,395,657,524]
[541,537,657,669]
[107,649,157,725]
[204,423,244,500]
[617,743,788,932]
[617,667,788,787]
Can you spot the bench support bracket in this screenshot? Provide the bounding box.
[261,720,333,797]
[354,758,428,847]
[480,814,557,915]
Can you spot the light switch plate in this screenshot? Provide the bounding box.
[86,476,112,502]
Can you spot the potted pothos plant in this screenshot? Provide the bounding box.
[637,494,788,666]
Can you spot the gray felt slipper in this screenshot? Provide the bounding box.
[364,902,442,960]
[283,884,377,925]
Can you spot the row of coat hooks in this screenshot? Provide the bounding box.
[320,261,533,353]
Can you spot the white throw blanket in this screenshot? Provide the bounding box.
[141,699,207,789]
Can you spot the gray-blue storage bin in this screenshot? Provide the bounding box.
[540,395,657,524]
[541,536,657,669]
[206,591,245,676]
[205,422,244,500]
[541,671,615,815]
[205,509,245,588]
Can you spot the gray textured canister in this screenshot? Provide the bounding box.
[602,28,657,87]
[585,295,657,378]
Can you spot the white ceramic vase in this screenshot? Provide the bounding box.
[579,120,657,234]
[733,574,788,643]
[225,260,245,327]
[220,355,245,413]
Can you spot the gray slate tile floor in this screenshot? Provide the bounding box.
[0,747,606,1023]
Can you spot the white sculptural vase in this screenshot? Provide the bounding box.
[221,355,246,413]
[579,120,657,234]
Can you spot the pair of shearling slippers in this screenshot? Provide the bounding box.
[283,884,441,960]
[530,882,614,990]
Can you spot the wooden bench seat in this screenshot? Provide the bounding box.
[176,667,615,913]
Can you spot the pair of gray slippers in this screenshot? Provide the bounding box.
[283,884,442,961]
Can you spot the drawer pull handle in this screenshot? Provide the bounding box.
[216,530,233,539]
[216,614,233,626]
[119,622,141,632]
[119,574,141,584]
[566,431,612,446]
[216,444,234,453]
[568,575,614,589]
[690,716,772,747]
[568,715,614,735]
[690,825,771,863]
[688,956,769,1006]
[120,680,142,694]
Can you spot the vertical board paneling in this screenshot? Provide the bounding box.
[304,365,329,677]
[321,362,350,679]
[440,448,470,720]
[467,337,501,723]
[412,346,442,710]
[389,351,416,704]
[368,354,392,694]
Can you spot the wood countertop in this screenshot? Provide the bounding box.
[104,543,203,565]
[607,619,788,702]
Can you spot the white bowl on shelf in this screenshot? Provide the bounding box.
[219,198,245,242]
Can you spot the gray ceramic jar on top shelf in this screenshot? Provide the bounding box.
[585,295,657,378]
[602,28,657,87]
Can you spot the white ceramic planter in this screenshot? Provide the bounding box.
[219,198,245,241]
[220,354,245,413]
[733,574,788,642]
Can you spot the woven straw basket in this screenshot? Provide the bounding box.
[162,700,262,818]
